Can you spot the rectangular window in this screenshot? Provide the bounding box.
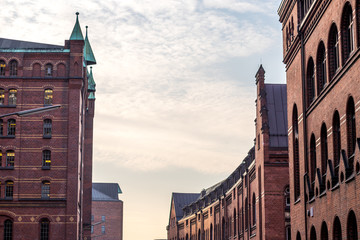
[44,89,53,105]
[101,225,105,234]
[7,119,15,136]
[0,62,5,76]
[0,89,4,105]
[8,89,17,105]
[91,225,94,234]
[41,182,50,199]
[5,181,13,198]
[91,215,94,221]
[101,215,105,222]
[6,152,14,167]
[43,119,52,137]
[42,150,51,167]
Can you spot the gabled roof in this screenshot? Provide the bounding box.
[69,12,84,41]
[84,26,96,65]
[92,183,122,201]
[172,193,200,221]
[0,38,63,49]
[265,84,288,147]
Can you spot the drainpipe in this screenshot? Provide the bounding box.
[299,27,309,240]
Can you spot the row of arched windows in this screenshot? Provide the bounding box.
[2,218,50,240]
[0,59,66,78]
[292,95,358,200]
[296,210,358,240]
[306,2,358,108]
[0,88,53,106]
[0,118,52,138]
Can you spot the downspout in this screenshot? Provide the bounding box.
[299,27,309,240]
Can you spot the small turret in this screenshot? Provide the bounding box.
[69,12,84,41]
[84,26,97,65]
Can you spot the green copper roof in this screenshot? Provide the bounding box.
[69,12,84,41]
[88,66,96,92]
[84,26,96,65]
[88,92,95,100]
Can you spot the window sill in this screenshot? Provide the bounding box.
[42,166,51,170]
[0,135,15,139]
[43,135,52,139]
[0,166,14,170]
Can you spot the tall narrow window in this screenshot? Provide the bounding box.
[285,186,290,208]
[320,124,328,177]
[5,181,13,198]
[42,150,51,168]
[333,111,341,182]
[293,105,300,200]
[328,24,339,80]
[286,226,291,240]
[9,60,17,76]
[341,3,354,63]
[40,219,50,240]
[306,58,315,107]
[0,60,5,76]
[321,221,328,240]
[333,216,342,240]
[8,89,17,105]
[45,64,53,76]
[43,119,52,138]
[0,88,4,105]
[310,226,317,240]
[310,134,317,184]
[6,151,14,167]
[0,152,2,167]
[4,219,12,240]
[347,211,358,239]
[252,193,256,226]
[346,97,356,158]
[7,119,15,136]
[101,225,105,234]
[317,42,327,93]
[44,89,53,105]
[245,198,248,230]
[41,181,50,199]
[234,209,237,236]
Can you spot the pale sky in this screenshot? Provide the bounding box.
[1,0,285,239]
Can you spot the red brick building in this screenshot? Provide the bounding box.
[0,12,96,239]
[278,0,360,239]
[167,67,290,240]
[91,183,123,240]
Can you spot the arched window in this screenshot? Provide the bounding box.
[346,97,356,159]
[8,89,17,105]
[45,64,53,76]
[310,226,317,240]
[210,224,213,240]
[321,221,328,240]
[252,193,256,226]
[0,119,3,136]
[44,89,53,105]
[347,210,358,239]
[7,119,15,136]
[293,105,300,200]
[222,217,226,240]
[296,232,301,240]
[0,88,4,105]
[4,219,13,240]
[42,150,51,168]
[233,209,236,236]
[317,41,327,93]
[0,60,5,76]
[341,3,354,63]
[40,218,50,240]
[333,111,341,183]
[5,181,13,198]
[320,123,328,177]
[310,134,317,184]
[198,229,201,240]
[9,60,17,76]
[333,216,342,240]
[306,58,315,107]
[32,63,41,77]
[328,24,340,80]
[6,151,15,167]
[43,119,52,138]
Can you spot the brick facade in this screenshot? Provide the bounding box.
[0,13,96,240]
[167,67,289,240]
[279,0,360,239]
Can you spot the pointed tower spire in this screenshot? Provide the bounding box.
[88,66,96,93]
[70,12,84,40]
[84,26,97,65]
